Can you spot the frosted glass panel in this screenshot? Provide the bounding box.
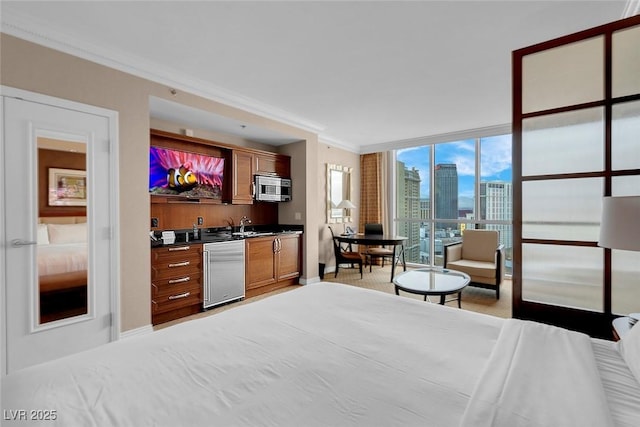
[613,175,640,196]
[612,101,640,170]
[522,244,603,311]
[522,108,603,176]
[522,178,602,241]
[612,25,640,98]
[522,36,604,113]
[612,250,640,315]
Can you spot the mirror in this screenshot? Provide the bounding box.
[37,137,88,324]
[327,163,352,223]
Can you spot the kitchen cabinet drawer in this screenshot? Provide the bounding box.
[151,283,202,315]
[151,271,201,298]
[151,255,202,280]
[151,244,203,325]
[152,244,201,261]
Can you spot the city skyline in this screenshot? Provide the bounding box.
[397,135,512,207]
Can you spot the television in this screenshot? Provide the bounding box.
[149,146,224,199]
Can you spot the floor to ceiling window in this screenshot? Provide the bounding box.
[395,134,512,273]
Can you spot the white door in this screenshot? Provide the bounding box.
[2,92,118,374]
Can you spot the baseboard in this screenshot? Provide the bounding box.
[299,276,322,285]
[120,324,154,340]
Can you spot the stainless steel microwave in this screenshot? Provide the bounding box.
[254,175,292,202]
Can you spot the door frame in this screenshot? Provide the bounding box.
[0,86,121,375]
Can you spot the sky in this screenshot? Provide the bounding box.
[397,134,512,208]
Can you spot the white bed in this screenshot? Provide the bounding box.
[37,221,87,293]
[2,283,640,426]
[37,243,87,277]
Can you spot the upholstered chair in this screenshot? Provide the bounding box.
[444,229,504,299]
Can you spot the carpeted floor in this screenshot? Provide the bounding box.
[156,264,511,331]
[322,264,512,319]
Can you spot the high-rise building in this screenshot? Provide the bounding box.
[419,198,430,220]
[396,161,421,263]
[480,181,513,252]
[435,163,458,231]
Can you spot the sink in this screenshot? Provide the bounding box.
[231,231,257,237]
[231,231,274,238]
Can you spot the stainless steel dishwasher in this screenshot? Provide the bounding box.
[202,240,245,309]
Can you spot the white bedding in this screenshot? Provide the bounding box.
[461,319,615,427]
[2,282,639,427]
[37,243,87,276]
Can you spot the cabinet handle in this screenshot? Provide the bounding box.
[203,251,210,302]
[168,292,190,300]
[276,238,282,252]
[251,182,256,197]
[168,276,190,284]
[168,261,190,268]
[168,246,190,251]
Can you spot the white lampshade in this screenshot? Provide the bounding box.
[598,196,640,251]
[337,199,356,209]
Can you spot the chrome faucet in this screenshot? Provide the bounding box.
[239,216,252,233]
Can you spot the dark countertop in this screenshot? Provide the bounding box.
[151,224,303,248]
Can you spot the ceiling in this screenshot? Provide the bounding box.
[1,1,636,152]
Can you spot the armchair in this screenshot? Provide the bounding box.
[443,229,504,299]
[328,226,364,279]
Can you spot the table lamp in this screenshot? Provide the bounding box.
[598,196,640,251]
[337,199,356,233]
[337,199,356,212]
[598,196,640,327]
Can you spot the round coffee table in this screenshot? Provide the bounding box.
[393,267,470,308]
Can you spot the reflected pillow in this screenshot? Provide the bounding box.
[619,319,640,384]
[48,223,87,244]
[37,224,49,245]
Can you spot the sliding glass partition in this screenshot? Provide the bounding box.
[395,134,512,272]
[513,15,640,338]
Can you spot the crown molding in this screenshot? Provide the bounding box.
[318,134,361,154]
[359,123,512,154]
[0,8,326,136]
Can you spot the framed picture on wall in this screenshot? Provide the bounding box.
[48,168,87,206]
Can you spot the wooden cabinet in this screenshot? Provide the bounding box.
[151,130,291,206]
[231,149,255,204]
[151,244,203,325]
[245,233,302,298]
[277,234,303,280]
[232,150,292,204]
[255,152,291,178]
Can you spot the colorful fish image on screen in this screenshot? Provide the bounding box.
[149,146,224,199]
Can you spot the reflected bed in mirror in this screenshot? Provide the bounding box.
[327,163,352,223]
[37,217,88,323]
[37,135,90,325]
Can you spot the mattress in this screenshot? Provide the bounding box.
[2,282,639,427]
[37,243,87,276]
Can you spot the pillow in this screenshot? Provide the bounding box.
[619,319,640,384]
[47,223,87,244]
[37,223,49,245]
